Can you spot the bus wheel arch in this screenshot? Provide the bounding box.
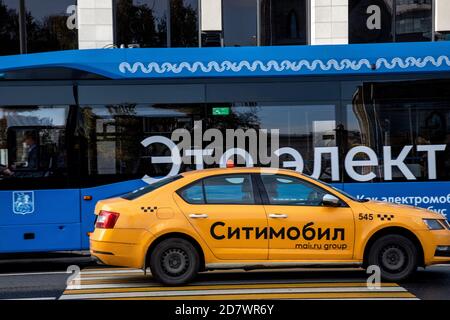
[145,232,206,273]
[362,226,424,269]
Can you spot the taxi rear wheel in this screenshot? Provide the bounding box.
[367,234,418,282]
[149,238,200,285]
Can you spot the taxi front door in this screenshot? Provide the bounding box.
[258,174,355,261]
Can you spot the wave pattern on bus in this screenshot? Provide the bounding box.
[118,55,450,75]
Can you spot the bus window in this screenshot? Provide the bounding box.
[343,79,450,183]
[206,102,338,182]
[10,129,40,171]
[0,106,70,189]
[77,104,204,187]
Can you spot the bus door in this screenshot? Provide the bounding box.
[0,106,81,253]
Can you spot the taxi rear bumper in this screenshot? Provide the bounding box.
[90,228,154,269]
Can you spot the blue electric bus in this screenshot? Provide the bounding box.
[0,41,449,254]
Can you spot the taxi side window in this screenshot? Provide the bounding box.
[178,174,255,205]
[203,175,254,204]
[261,174,327,206]
[178,181,204,204]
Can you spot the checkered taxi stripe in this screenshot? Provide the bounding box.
[141,206,158,213]
[377,214,395,221]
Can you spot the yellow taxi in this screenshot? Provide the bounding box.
[90,167,450,285]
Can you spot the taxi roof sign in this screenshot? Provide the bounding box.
[226,159,235,168]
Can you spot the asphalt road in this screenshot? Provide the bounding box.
[0,256,448,300]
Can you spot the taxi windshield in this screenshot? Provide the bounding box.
[122,175,183,200]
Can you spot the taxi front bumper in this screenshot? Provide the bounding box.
[416,229,450,265]
[90,228,154,269]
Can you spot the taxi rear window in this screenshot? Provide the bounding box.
[122,175,183,200]
[177,174,255,205]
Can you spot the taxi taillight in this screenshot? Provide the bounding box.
[96,211,120,229]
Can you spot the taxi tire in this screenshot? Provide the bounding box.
[367,234,418,282]
[149,238,200,286]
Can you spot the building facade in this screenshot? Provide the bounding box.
[0,0,449,56]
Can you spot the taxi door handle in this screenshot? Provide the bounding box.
[269,213,288,219]
[189,214,209,219]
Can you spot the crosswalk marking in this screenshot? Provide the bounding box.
[103,292,417,300]
[64,282,400,295]
[79,269,144,275]
[79,273,149,280]
[60,267,418,300]
[61,286,411,300]
[65,281,398,292]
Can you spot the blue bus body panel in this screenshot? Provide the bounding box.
[0,181,147,253]
[343,181,450,217]
[0,189,80,225]
[0,189,81,252]
[0,42,449,79]
[0,223,81,253]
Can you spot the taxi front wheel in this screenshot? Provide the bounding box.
[367,234,418,282]
[149,238,200,285]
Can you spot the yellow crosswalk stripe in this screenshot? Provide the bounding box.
[63,281,399,295]
[102,292,417,300]
[79,273,147,279]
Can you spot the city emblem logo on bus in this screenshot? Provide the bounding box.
[12,191,35,215]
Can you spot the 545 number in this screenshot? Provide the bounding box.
[359,213,374,221]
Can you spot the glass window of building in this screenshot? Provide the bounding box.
[115,0,199,48]
[170,0,198,47]
[395,0,432,42]
[115,0,168,48]
[25,0,78,53]
[349,0,394,43]
[435,32,450,41]
[0,0,20,55]
[223,0,258,47]
[260,0,308,46]
[349,0,432,43]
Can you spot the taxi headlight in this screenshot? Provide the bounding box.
[423,219,445,230]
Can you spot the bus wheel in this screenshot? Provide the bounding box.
[149,238,200,285]
[367,234,418,282]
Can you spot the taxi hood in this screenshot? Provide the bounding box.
[361,200,444,220]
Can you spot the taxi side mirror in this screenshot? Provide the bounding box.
[322,194,340,207]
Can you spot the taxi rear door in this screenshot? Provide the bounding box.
[174,174,268,260]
